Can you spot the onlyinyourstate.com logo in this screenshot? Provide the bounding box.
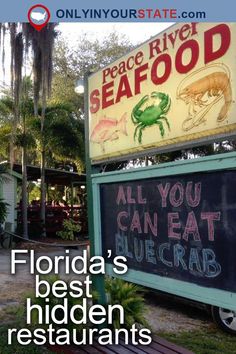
[28,4,50,31]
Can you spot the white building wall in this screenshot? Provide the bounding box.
[2,174,16,231]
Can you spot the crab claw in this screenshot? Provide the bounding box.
[151,92,165,100]
[132,95,149,119]
[139,95,149,105]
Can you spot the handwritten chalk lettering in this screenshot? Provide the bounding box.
[115,235,222,278]
[168,211,201,241]
[130,210,142,233]
[186,182,201,207]
[201,212,221,241]
[167,211,220,242]
[116,186,126,205]
[117,211,128,231]
[117,210,220,241]
[127,186,136,204]
[145,240,157,264]
[202,249,221,277]
[173,244,188,270]
[117,210,158,237]
[169,182,184,207]
[134,237,144,262]
[168,212,181,239]
[157,181,201,208]
[101,170,236,291]
[116,185,147,205]
[115,233,133,259]
[182,211,201,242]
[158,243,173,267]
[144,213,158,236]
[189,248,202,273]
[157,183,170,207]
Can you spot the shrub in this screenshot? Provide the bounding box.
[56,218,81,240]
[105,277,148,330]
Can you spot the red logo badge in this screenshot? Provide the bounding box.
[28,4,50,31]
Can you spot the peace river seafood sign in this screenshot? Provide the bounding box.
[88,23,236,162]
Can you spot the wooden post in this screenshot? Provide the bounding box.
[70,180,74,219]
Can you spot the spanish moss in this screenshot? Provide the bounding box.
[0,23,57,237]
[13,32,23,121]
[9,23,17,95]
[0,23,57,120]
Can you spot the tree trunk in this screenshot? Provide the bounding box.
[9,141,14,169]
[40,148,46,237]
[9,124,17,169]
[21,144,28,239]
[40,90,46,237]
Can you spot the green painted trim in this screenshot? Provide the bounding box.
[7,170,22,180]
[92,152,236,311]
[106,264,236,311]
[92,182,103,256]
[85,72,106,306]
[92,151,236,184]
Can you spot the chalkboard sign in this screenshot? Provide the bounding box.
[100,170,236,292]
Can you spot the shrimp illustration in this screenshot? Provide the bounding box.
[177,64,232,131]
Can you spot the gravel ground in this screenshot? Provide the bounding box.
[144,292,212,333]
[0,247,213,332]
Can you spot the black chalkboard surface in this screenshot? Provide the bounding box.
[100,170,236,292]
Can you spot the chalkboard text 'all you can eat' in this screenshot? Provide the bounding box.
[115,182,222,278]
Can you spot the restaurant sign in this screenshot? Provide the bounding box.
[88,22,236,162]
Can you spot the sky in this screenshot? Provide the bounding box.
[58,22,174,45]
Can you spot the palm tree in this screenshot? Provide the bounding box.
[0,23,57,237]
[0,82,35,239]
[105,277,148,330]
[29,102,85,171]
[0,91,85,238]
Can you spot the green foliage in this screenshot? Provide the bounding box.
[2,304,25,326]
[0,124,12,161]
[28,183,40,203]
[51,31,133,113]
[47,31,133,171]
[160,327,236,354]
[0,91,85,171]
[47,188,64,204]
[105,277,148,330]
[0,97,14,121]
[0,198,8,224]
[57,218,81,240]
[15,130,36,149]
[0,32,133,171]
[28,103,85,171]
[0,325,50,354]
